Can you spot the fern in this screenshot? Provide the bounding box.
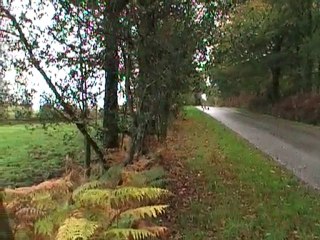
[74,189,112,207]
[34,216,55,237]
[72,180,106,200]
[89,164,123,188]
[111,215,135,229]
[6,167,170,240]
[72,165,123,199]
[143,226,167,237]
[31,191,57,211]
[119,205,168,220]
[56,217,98,240]
[112,187,170,207]
[34,204,71,236]
[122,167,167,188]
[105,228,156,240]
[15,207,46,221]
[74,185,169,208]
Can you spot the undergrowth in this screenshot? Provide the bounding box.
[3,164,169,240]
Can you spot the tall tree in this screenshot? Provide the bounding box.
[102,1,129,148]
[122,0,200,164]
[71,0,129,148]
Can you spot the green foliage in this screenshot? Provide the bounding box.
[34,206,70,236]
[119,166,168,189]
[56,217,98,240]
[98,164,123,185]
[120,205,168,220]
[210,0,320,102]
[14,108,33,120]
[0,105,10,120]
[143,167,167,187]
[56,185,169,239]
[37,105,62,122]
[130,167,167,188]
[105,228,166,240]
[5,166,170,240]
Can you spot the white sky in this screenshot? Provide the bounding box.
[3,0,53,110]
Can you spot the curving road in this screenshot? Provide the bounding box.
[199,107,320,189]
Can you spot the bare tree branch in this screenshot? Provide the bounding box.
[0,28,19,38]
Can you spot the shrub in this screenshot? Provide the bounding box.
[271,94,320,124]
[0,105,9,120]
[38,105,62,122]
[248,96,272,113]
[14,108,32,120]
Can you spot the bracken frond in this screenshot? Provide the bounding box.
[105,228,156,240]
[30,191,56,211]
[124,167,167,188]
[143,226,168,237]
[119,205,169,220]
[34,216,54,236]
[35,204,71,236]
[55,217,98,240]
[72,180,105,199]
[74,189,112,207]
[111,187,170,207]
[15,207,46,221]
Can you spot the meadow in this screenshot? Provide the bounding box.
[0,122,82,187]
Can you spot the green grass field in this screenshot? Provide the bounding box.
[0,123,82,188]
[177,107,320,239]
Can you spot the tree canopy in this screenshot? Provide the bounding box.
[209,0,320,103]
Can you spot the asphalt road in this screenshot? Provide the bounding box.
[199,107,320,189]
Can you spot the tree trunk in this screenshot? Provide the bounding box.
[317,62,320,93]
[270,66,280,102]
[303,58,313,92]
[122,40,136,165]
[0,192,14,240]
[127,9,156,161]
[194,92,202,105]
[101,1,130,149]
[84,137,91,177]
[302,0,313,92]
[269,35,283,103]
[76,122,106,166]
[103,11,119,149]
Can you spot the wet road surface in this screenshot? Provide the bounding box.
[199,107,320,189]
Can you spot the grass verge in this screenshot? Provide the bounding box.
[175,107,320,240]
[0,123,82,187]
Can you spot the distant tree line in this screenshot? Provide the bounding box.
[207,0,320,109]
